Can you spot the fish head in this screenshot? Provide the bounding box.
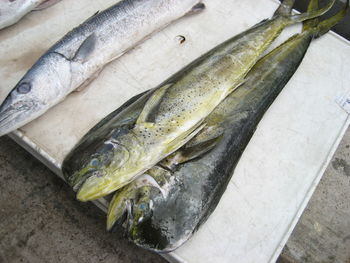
[107,168,169,229]
[76,130,151,201]
[107,166,189,252]
[0,52,72,136]
[126,186,165,248]
[107,183,170,251]
[127,184,178,252]
[126,170,175,251]
[131,186,154,224]
[69,137,131,191]
[126,167,199,252]
[74,134,145,201]
[0,0,34,29]
[69,125,137,190]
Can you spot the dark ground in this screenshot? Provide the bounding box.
[279,128,350,263]
[0,135,166,263]
[0,127,349,263]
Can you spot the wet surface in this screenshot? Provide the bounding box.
[0,136,166,263]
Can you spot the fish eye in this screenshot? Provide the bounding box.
[138,203,149,211]
[90,158,100,167]
[16,82,31,94]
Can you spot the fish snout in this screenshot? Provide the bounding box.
[71,168,106,192]
[0,98,35,136]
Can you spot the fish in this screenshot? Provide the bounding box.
[105,0,349,252]
[0,0,206,136]
[70,0,334,202]
[0,0,61,30]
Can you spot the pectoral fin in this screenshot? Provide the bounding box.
[164,121,206,158]
[72,34,97,63]
[180,134,223,161]
[161,134,223,169]
[136,83,172,124]
[107,191,129,231]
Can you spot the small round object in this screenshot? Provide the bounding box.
[16,82,31,94]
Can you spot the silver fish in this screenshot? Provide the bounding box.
[0,0,205,136]
[0,0,61,30]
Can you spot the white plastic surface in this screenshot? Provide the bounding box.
[1,0,350,262]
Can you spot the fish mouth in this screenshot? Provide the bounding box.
[0,100,35,136]
[71,169,105,192]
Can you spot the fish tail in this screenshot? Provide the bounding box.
[313,0,349,38]
[274,0,295,16]
[287,0,335,24]
[303,0,319,31]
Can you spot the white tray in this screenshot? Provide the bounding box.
[1,0,350,262]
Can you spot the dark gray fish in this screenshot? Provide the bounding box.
[68,0,334,202]
[106,0,348,252]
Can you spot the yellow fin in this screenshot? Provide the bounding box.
[136,83,172,124]
[161,133,223,170]
[107,191,128,231]
[164,121,207,158]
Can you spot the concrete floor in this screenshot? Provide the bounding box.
[0,136,166,263]
[279,127,350,263]
[0,127,349,263]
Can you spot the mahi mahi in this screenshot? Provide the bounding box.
[0,0,206,136]
[105,0,348,252]
[71,0,334,201]
[0,0,61,30]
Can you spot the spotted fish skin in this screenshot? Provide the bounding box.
[61,0,343,252]
[105,0,349,252]
[73,0,336,201]
[0,0,205,136]
[106,32,314,253]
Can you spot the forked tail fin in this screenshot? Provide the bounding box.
[313,0,349,38]
[303,0,320,31]
[288,0,336,23]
